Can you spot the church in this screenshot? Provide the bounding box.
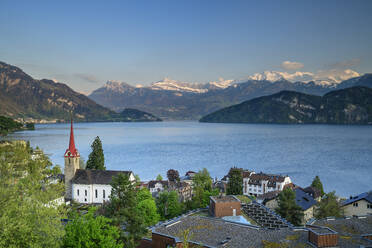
[64,119,135,204]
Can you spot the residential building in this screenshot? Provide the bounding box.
[147,180,192,202]
[341,191,372,216]
[303,186,322,202]
[148,180,169,197]
[243,171,292,197]
[295,188,317,224]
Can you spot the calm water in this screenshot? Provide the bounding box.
[5,121,372,197]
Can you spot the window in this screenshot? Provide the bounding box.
[103,190,105,199]
[95,189,98,198]
[85,190,87,196]
[367,204,372,209]
[353,202,358,207]
[77,189,79,196]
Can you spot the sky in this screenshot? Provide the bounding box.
[1,0,372,94]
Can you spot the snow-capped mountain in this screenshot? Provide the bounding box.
[89,73,372,120]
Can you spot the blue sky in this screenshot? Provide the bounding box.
[1,0,371,93]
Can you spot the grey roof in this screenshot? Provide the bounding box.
[147,180,168,188]
[153,215,310,247]
[342,191,372,206]
[71,169,132,185]
[210,195,240,203]
[295,188,317,211]
[303,186,322,199]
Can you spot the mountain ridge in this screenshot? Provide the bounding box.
[0,62,161,122]
[199,86,372,125]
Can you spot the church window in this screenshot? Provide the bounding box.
[85,190,87,196]
[77,189,79,196]
[103,190,106,199]
[95,189,98,198]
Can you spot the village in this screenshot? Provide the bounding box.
[43,119,372,248]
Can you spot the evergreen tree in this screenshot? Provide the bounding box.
[104,174,146,248]
[86,136,105,170]
[311,175,325,196]
[63,207,123,248]
[275,188,304,226]
[156,174,163,181]
[226,167,243,195]
[315,191,343,218]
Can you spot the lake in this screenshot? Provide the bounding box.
[5,121,372,197]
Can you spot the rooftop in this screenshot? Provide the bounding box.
[71,169,132,185]
[342,190,372,206]
[295,188,317,211]
[210,195,240,203]
[153,215,310,247]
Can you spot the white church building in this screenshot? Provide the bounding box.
[64,119,134,204]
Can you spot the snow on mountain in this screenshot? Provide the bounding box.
[150,78,208,93]
[103,80,133,93]
[207,78,235,89]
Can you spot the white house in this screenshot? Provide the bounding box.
[341,191,372,216]
[243,171,291,197]
[71,169,135,204]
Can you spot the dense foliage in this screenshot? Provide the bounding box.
[86,136,106,170]
[276,188,304,226]
[167,169,180,182]
[0,116,23,135]
[104,173,147,248]
[63,207,123,248]
[0,141,66,247]
[315,191,343,219]
[137,188,160,226]
[191,168,218,208]
[156,191,183,220]
[227,167,243,195]
[311,176,325,196]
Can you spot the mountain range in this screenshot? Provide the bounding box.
[0,62,161,122]
[89,73,372,120]
[200,86,372,124]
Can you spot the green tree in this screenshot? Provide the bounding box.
[0,142,66,248]
[63,207,123,248]
[193,168,212,192]
[136,188,160,226]
[104,173,146,248]
[315,191,343,219]
[227,167,243,195]
[156,174,163,181]
[156,191,182,220]
[275,188,304,226]
[86,136,105,170]
[311,176,325,196]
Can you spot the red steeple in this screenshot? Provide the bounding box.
[65,116,79,157]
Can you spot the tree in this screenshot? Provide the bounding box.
[311,176,325,196]
[156,174,163,181]
[227,167,243,195]
[193,168,212,192]
[192,168,216,208]
[104,173,146,248]
[63,207,123,248]
[156,191,182,220]
[0,142,65,248]
[86,136,105,170]
[315,191,343,219]
[136,188,160,226]
[167,169,180,182]
[275,188,304,226]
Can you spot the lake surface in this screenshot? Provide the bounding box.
[5,121,372,197]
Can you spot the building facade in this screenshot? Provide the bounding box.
[341,191,372,216]
[242,171,291,197]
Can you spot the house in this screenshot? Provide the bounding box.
[64,118,134,204]
[179,171,196,185]
[256,190,280,209]
[147,180,192,202]
[303,186,322,202]
[295,188,317,224]
[147,180,169,197]
[243,171,292,197]
[341,191,372,216]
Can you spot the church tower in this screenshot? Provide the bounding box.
[64,117,80,200]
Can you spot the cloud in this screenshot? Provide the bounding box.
[281,61,304,70]
[329,58,360,69]
[74,73,100,84]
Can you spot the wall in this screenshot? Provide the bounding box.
[265,198,278,210]
[210,200,241,217]
[342,200,372,216]
[72,184,112,204]
[308,230,338,247]
[64,156,79,199]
